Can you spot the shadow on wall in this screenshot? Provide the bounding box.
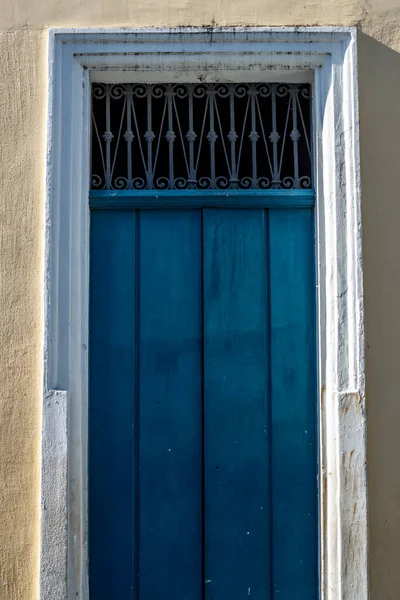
[358,31,400,600]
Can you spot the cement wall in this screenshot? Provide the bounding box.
[0,1,400,598]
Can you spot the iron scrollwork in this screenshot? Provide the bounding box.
[91,82,312,191]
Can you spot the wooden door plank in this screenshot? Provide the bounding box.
[139,210,203,600]
[203,208,271,600]
[89,209,136,599]
[268,209,318,600]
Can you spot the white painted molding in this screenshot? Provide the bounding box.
[41,27,368,600]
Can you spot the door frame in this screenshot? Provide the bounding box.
[40,27,367,600]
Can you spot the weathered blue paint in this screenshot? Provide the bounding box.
[138,211,203,599]
[268,209,318,599]
[203,209,271,598]
[89,190,315,210]
[89,198,317,600]
[89,209,136,598]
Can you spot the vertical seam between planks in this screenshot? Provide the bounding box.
[133,210,141,600]
[266,209,274,600]
[87,210,93,593]
[201,208,206,600]
[312,209,321,600]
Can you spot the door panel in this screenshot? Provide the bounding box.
[89,210,136,598]
[139,210,203,599]
[269,209,317,599]
[203,209,270,599]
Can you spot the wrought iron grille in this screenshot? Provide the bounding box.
[91,83,312,191]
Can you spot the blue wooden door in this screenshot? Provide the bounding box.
[89,194,318,600]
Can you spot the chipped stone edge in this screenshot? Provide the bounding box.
[39,390,68,600]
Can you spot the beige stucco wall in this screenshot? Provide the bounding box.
[1,1,400,598]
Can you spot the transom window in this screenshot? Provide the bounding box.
[91,82,312,191]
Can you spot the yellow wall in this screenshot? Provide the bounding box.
[1,0,400,598]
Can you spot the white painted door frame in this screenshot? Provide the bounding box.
[40,27,368,600]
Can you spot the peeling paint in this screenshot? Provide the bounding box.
[339,391,366,417]
[40,391,68,600]
[338,389,368,598]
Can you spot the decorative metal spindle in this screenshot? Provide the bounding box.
[255,94,274,181]
[213,93,231,189]
[228,84,238,188]
[295,88,312,188]
[130,90,148,190]
[206,86,218,189]
[186,85,197,188]
[165,85,176,189]
[145,86,155,189]
[236,95,250,186]
[289,85,301,188]
[248,84,259,188]
[91,107,106,189]
[269,84,281,188]
[103,85,114,189]
[194,94,210,180]
[123,85,134,190]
